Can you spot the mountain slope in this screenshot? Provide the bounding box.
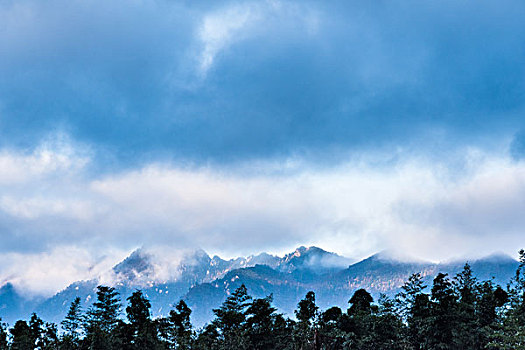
[0,247,519,328]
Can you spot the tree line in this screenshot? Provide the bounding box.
[2,250,525,349]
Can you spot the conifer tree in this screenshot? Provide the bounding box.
[245,295,279,349]
[0,318,8,350]
[487,250,525,349]
[126,290,162,349]
[428,273,459,349]
[294,291,318,349]
[10,320,33,350]
[28,313,45,349]
[167,300,193,349]
[395,272,427,321]
[212,284,252,350]
[61,297,84,348]
[85,285,122,350]
[40,322,59,350]
[454,263,480,349]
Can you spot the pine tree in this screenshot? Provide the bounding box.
[367,294,410,350]
[454,263,480,349]
[194,323,221,350]
[395,272,427,322]
[61,296,84,348]
[88,286,121,332]
[428,273,459,349]
[408,291,432,349]
[487,250,525,349]
[85,285,122,350]
[293,291,318,349]
[29,313,45,349]
[126,290,162,349]
[0,318,8,350]
[167,300,193,349]
[245,295,279,349]
[40,322,59,350]
[10,320,33,350]
[212,284,252,350]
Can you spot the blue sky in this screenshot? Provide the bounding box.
[1,0,525,295]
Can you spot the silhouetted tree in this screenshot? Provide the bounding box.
[61,297,83,349]
[166,300,193,349]
[212,284,252,349]
[294,291,318,349]
[10,320,33,350]
[428,273,459,349]
[245,295,279,349]
[0,318,7,350]
[454,263,480,349]
[84,285,122,350]
[126,290,162,349]
[396,272,427,321]
[194,323,220,350]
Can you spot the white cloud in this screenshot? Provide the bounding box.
[0,140,87,185]
[196,1,320,75]
[1,139,525,295]
[0,246,127,297]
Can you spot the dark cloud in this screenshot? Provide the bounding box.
[0,0,524,166]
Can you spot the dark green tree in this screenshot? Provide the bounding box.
[318,307,344,349]
[395,272,427,322]
[194,323,221,350]
[348,289,373,316]
[84,285,122,350]
[428,273,459,350]
[366,294,410,350]
[212,284,252,350]
[167,300,193,349]
[293,291,318,349]
[61,297,84,349]
[346,289,377,349]
[40,322,59,350]
[454,263,480,350]
[244,295,279,349]
[29,313,45,349]
[408,291,432,349]
[487,250,525,349]
[0,318,7,350]
[10,320,33,350]
[126,290,162,349]
[109,319,134,350]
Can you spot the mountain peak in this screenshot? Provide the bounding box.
[112,248,153,281]
[279,246,351,273]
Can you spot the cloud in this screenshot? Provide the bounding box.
[1,0,525,296]
[198,2,260,74]
[1,0,524,165]
[0,246,127,297]
[1,138,525,295]
[197,1,319,75]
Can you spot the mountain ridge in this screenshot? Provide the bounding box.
[0,246,519,327]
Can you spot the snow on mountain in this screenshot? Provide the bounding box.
[0,247,519,327]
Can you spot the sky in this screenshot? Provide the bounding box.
[1,0,525,296]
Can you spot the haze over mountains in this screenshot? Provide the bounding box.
[0,246,518,327]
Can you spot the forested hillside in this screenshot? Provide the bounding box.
[1,250,525,349]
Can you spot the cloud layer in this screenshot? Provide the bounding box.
[1,0,525,295]
[1,0,525,164]
[1,140,524,295]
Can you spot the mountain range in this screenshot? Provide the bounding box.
[0,246,519,327]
